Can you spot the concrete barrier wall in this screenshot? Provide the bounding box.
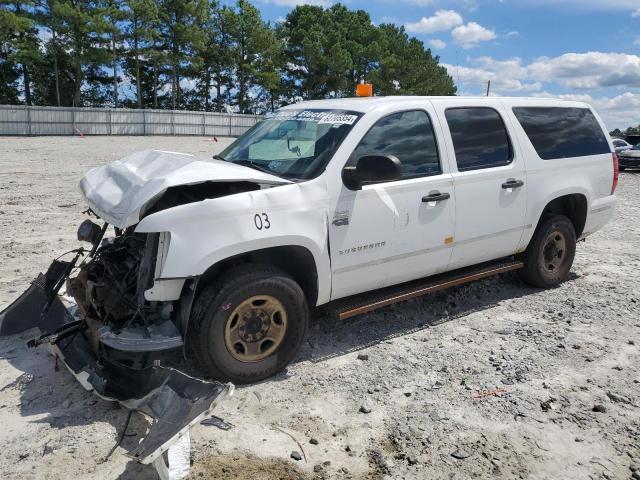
[0,105,262,136]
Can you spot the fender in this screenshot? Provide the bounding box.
[135,179,332,305]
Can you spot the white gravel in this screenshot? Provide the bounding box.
[0,136,639,480]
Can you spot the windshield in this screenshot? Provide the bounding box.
[633,143,640,150]
[219,109,362,180]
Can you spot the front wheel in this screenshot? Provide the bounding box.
[518,214,576,288]
[188,265,309,384]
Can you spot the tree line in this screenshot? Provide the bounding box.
[610,126,640,138]
[0,0,457,114]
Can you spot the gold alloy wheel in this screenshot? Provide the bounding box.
[224,295,288,362]
[542,230,566,273]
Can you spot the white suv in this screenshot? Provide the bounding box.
[1,97,618,386]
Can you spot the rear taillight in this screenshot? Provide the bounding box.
[611,152,619,195]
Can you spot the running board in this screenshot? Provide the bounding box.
[330,259,524,321]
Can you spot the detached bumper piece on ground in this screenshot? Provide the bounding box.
[0,255,234,479]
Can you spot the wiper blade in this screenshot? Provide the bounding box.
[232,159,274,175]
[212,154,225,161]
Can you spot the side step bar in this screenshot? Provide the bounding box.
[330,259,524,320]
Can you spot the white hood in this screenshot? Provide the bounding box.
[79,150,290,229]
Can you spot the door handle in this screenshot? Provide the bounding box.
[502,179,524,189]
[422,192,450,203]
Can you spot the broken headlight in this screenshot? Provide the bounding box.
[77,219,103,246]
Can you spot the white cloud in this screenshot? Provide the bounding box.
[429,39,447,49]
[505,31,520,38]
[404,0,435,5]
[633,8,640,17]
[443,58,541,94]
[445,52,640,93]
[528,52,640,89]
[514,0,639,12]
[451,22,496,48]
[405,10,463,34]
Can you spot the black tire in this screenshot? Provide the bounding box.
[518,214,576,288]
[188,264,308,384]
[619,166,626,171]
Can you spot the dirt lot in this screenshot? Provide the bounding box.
[0,136,638,480]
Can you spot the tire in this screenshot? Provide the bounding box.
[518,214,576,289]
[188,264,309,384]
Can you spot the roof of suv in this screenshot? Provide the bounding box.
[279,96,591,114]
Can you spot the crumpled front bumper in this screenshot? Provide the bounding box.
[0,267,232,465]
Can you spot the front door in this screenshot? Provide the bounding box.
[328,108,456,300]
[434,102,528,269]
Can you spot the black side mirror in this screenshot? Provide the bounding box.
[342,155,402,190]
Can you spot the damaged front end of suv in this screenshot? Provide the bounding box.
[0,149,293,465]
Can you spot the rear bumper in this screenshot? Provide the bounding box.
[583,195,616,238]
[619,156,640,168]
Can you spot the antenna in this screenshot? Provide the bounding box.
[486,80,491,97]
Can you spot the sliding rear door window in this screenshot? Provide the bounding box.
[445,107,513,171]
[512,107,610,160]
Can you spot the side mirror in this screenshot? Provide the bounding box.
[342,155,402,190]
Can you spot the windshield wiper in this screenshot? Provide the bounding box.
[232,159,275,175]
[212,154,225,161]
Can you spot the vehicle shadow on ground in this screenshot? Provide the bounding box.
[293,272,574,365]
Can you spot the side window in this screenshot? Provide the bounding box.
[512,107,610,160]
[445,107,513,172]
[348,110,441,180]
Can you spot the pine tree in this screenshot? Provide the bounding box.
[54,0,111,106]
[35,0,63,105]
[193,1,233,111]
[99,0,127,107]
[0,0,42,105]
[124,0,158,108]
[158,0,206,109]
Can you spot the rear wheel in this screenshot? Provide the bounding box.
[189,265,309,384]
[519,214,576,288]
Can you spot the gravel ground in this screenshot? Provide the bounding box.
[0,136,638,480]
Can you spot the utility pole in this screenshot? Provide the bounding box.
[486,80,491,97]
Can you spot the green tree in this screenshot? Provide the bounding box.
[371,24,456,96]
[158,0,206,109]
[54,0,111,106]
[35,0,64,105]
[99,0,127,107]
[193,0,229,111]
[280,5,351,100]
[124,0,159,108]
[0,0,42,105]
[227,0,279,113]
[32,35,76,105]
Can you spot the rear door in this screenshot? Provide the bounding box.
[328,107,456,300]
[433,101,528,269]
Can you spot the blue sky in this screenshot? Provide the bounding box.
[255,0,640,129]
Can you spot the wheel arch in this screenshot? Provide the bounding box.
[194,244,321,308]
[535,193,588,239]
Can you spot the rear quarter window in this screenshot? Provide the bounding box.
[512,107,610,160]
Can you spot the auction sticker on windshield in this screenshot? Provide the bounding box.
[265,110,358,125]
